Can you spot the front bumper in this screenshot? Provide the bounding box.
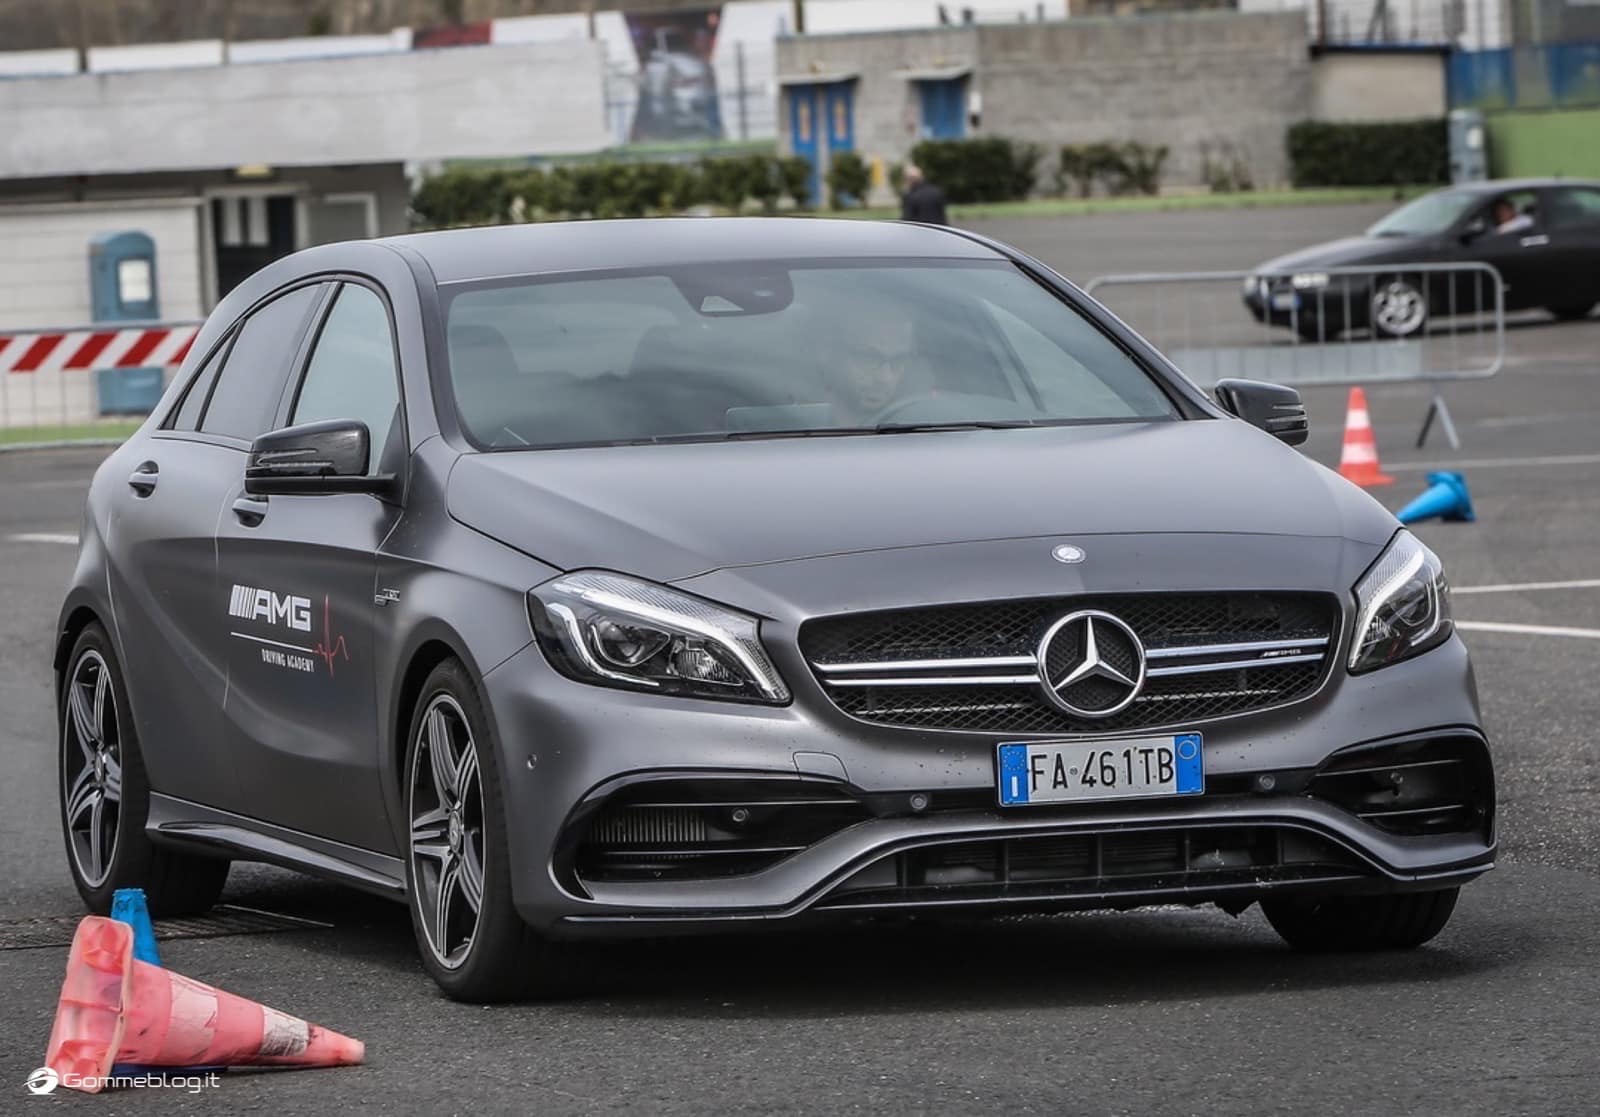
[1243,282,1368,334]
[482,633,1494,937]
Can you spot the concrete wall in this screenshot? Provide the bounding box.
[1310,51,1446,121]
[0,40,610,181]
[0,198,205,428]
[976,13,1311,188]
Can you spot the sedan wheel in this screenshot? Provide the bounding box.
[63,649,122,889]
[1370,277,1428,338]
[402,658,586,1001]
[408,694,486,970]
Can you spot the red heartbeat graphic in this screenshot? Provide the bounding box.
[314,594,349,677]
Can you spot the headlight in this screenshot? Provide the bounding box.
[1290,272,1330,290]
[528,571,789,703]
[1349,531,1452,674]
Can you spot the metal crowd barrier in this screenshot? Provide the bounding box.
[1085,262,1506,448]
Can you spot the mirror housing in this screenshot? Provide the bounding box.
[1459,215,1489,243]
[1213,379,1308,446]
[245,419,396,497]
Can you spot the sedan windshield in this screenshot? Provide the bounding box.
[442,259,1178,450]
[1367,190,1480,237]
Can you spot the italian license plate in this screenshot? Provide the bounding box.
[997,734,1204,806]
[1270,292,1300,311]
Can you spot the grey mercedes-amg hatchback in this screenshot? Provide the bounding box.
[56,219,1494,1001]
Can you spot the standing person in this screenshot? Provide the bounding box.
[900,163,949,225]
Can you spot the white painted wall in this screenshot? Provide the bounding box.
[0,40,610,180]
[0,199,205,427]
[87,39,226,72]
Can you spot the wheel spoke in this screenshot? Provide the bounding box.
[92,666,110,741]
[453,742,478,806]
[426,708,457,803]
[410,806,450,861]
[434,855,459,954]
[86,790,106,881]
[458,839,484,914]
[101,753,122,803]
[65,767,97,828]
[68,680,97,756]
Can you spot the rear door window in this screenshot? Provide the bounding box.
[166,333,232,431]
[198,284,322,440]
[1548,187,1600,230]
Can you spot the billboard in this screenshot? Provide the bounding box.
[626,8,723,142]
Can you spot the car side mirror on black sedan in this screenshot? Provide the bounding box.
[1459,216,1489,243]
[1213,378,1309,446]
[245,419,397,497]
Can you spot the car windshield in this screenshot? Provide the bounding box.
[442,259,1178,450]
[1367,190,1480,237]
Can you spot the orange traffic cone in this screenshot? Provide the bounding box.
[1337,386,1393,487]
[45,916,363,1093]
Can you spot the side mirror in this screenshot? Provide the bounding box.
[245,419,396,497]
[1213,378,1308,446]
[1459,216,1488,243]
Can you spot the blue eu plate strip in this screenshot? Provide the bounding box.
[1174,733,1204,794]
[998,743,1031,805]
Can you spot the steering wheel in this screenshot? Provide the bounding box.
[869,394,940,425]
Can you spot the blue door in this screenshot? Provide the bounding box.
[917,78,966,140]
[823,82,857,204]
[788,84,822,207]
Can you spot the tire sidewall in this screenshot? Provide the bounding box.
[1371,276,1427,339]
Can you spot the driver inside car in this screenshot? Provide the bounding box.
[824,315,920,425]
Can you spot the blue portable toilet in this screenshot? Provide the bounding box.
[88,231,167,415]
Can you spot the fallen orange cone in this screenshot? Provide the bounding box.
[46,916,363,1094]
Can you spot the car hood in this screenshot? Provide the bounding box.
[1255,234,1429,273]
[446,420,1397,585]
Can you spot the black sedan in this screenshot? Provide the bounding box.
[1244,177,1600,339]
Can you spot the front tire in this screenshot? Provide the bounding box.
[1262,887,1459,951]
[59,623,230,917]
[403,658,584,1002]
[1370,276,1428,339]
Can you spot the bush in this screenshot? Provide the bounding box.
[910,137,1040,204]
[778,156,813,209]
[410,167,516,227]
[1198,138,1255,194]
[1054,141,1168,197]
[826,152,872,209]
[1286,119,1448,187]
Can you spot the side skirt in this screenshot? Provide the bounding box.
[148,793,407,900]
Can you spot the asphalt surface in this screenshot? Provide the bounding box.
[3,202,1599,1115]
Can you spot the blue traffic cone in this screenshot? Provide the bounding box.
[110,888,161,966]
[1396,471,1475,525]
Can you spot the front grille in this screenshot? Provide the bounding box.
[817,824,1365,909]
[801,592,1339,734]
[1307,735,1493,837]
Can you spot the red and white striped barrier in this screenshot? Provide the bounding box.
[0,324,200,375]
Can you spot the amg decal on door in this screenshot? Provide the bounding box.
[228,584,312,632]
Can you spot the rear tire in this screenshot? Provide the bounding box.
[402,657,586,1002]
[1262,887,1459,952]
[1547,302,1595,321]
[59,622,230,918]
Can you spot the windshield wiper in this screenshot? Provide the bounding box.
[616,420,1042,446]
[871,420,1041,433]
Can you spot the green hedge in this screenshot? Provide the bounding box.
[909,137,1041,204]
[1286,119,1448,188]
[1055,141,1168,197]
[410,154,815,227]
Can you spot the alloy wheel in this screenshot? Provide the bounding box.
[408,694,486,970]
[62,649,122,889]
[1372,278,1426,336]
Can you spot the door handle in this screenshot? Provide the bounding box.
[1519,234,1549,247]
[126,463,158,496]
[231,495,269,527]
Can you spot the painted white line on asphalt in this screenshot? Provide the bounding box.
[1456,621,1600,641]
[1455,579,1600,595]
[7,532,78,545]
[1385,453,1600,472]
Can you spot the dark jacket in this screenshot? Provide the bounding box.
[901,181,949,225]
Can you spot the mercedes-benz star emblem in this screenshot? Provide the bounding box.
[1051,544,1086,564]
[1037,609,1146,718]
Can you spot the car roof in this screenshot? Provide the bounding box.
[381,217,1005,285]
[1449,177,1600,195]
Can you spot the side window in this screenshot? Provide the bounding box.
[166,332,231,431]
[290,284,401,475]
[198,285,321,440]
[1548,188,1600,230]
